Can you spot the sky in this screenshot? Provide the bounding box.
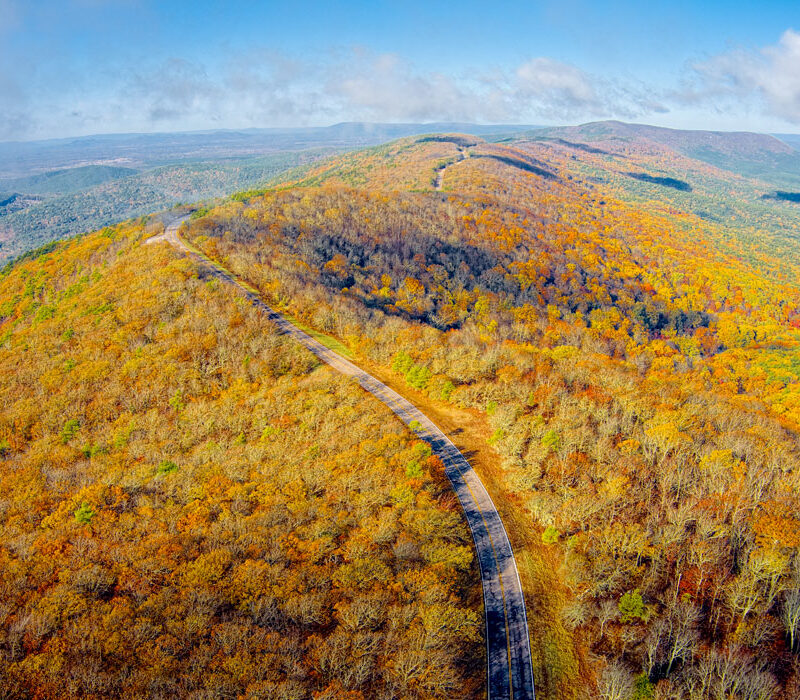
[1,0,799,141]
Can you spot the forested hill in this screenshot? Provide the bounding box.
[0,165,138,195]
[0,218,483,698]
[532,120,800,188]
[3,126,800,698]
[183,132,800,698]
[535,120,795,158]
[0,122,538,264]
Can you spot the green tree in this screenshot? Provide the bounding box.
[74,502,95,526]
[157,460,178,475]
[619,589,646,623]
[61,419,80,444]
[542,526,560,545]
[541,429,561,451]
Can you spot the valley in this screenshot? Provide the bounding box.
[0,124,537,264]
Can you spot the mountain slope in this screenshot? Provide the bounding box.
[0,219,483,699]
[533,120,800,188]
[0,123,540,179]
[152,216,535,699]
[0,165,138,195]
[0,123,540,264]
[777,133,800,151]
[187,133,800,698]
[4,123,800,698]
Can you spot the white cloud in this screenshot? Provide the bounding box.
[324,50,654,124]
[517,58,597,103]
[0,47,666,140]
[129,58,218,123]
[325,51,502,122]
[515,57,663,120]
[685,29,800,123]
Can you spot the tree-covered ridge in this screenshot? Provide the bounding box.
[3,127,800,698]
[0,221,482,699]
[0,165,138,196]
[533,120,800,189]
[189,135,800,698]
[276,137,474,191]
[0,150,337,263]
[516,133,800,281]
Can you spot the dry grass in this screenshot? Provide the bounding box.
[283,314,355,358]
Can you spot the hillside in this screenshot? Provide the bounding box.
[506,125,800,280]
[0,123,539,265]
[0,193,43,216]
[533,120,800,188]
[183,132,800,698]
[778,133,800,151]
[536,120,794,157]
[0,165,138,195]
[3,125,800,699]
[0,220,482,698]
[0,123,538,179]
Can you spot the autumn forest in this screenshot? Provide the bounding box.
[2,124,800,699]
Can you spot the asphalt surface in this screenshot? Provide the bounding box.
[149,215,536,700]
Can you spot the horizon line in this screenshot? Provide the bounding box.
[3,119,800,147]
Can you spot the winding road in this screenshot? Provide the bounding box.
[148,216,536,700]
[434,146,469,191]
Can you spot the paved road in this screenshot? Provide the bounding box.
[149,216,536,700]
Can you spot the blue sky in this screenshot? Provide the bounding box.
[1,0,799,140]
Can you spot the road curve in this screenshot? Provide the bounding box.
[149,216,536,700]
[434,145,469,191]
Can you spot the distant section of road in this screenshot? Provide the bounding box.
[149,215,536,700]
[434,146,469,191]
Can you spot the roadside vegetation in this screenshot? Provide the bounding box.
[4,128,800,698]
[0,219,482,699]
[185,135,800,698]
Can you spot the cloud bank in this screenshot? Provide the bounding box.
[685,29,800,124]
[2,27,800,140]
[108,50,657,136]
[0,47,660,140]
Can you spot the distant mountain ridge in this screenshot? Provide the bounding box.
[0,122,540,262]
[536,120,794,155]
[0,164,137,195]
[777,133,800,152]
[3,119,800,263]
[531,120,800,188]
[0,123,540,179]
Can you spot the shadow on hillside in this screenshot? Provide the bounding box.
[553,138,612,155]
[473,154,558,180]
[416,135,480,147]
[625,171,692,191]
[762,191,800,203]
